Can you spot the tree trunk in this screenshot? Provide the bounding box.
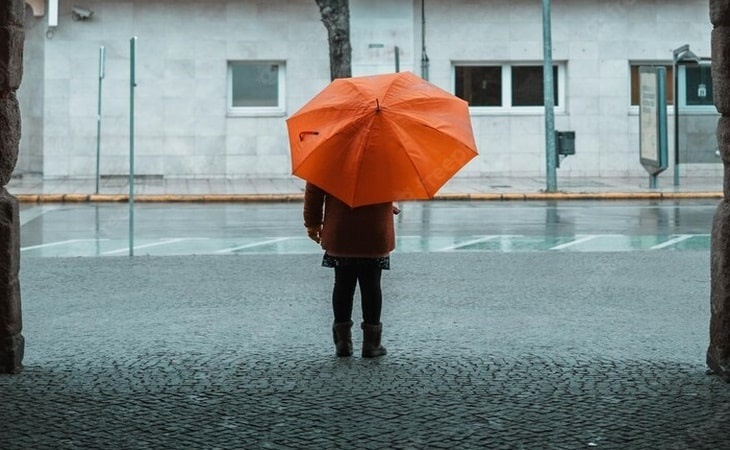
[315,0,352,80]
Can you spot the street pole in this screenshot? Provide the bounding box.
[129,37,137,257]
[95,46,105,194]
[542,0,557,192]
[671,45,701,188]
[673,55,680,187]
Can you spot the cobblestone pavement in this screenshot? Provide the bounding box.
[2,252,727,449]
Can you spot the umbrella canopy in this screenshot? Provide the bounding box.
[286,71,478,207]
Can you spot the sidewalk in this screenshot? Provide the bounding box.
[2,251,728,449]
[6,174,726,202]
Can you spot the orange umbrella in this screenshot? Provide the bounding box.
[286,71,478,207]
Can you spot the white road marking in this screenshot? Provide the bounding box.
[103,238,190,255]
[17,234,712,257]
[437,235,503,252]
[651,234,694,250]
[21,239,87,251]
[19,205,63,226]
[550,235,599,250]
[214,237,291,254]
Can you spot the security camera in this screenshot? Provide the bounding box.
[71,6,93,21]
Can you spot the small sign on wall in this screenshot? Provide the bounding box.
[639,66,668,177]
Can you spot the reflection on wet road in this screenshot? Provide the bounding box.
[19,200,717,257]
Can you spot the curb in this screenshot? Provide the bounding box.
[13,191,724,203]
[435,191,724,201]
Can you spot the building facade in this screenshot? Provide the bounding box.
[14,0,718,182]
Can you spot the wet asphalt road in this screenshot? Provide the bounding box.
[19,199,719,246]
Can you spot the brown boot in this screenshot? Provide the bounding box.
[332,321,353,357]
[361,322,387,358]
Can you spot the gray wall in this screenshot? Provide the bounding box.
[16,3,44,176]
[13,0,720,180]
[679,114,721,164]
[21,0,330,179]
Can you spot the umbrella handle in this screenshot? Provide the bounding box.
[299,131,319,141]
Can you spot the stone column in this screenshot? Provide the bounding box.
[0,0,25,374]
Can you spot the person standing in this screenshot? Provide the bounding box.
[303,182,398,358]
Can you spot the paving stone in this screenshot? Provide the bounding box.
[0,253,727,449]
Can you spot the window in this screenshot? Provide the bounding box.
[455,66,502,106]
[228,61,285,116]
[630,65,674,106]
[454,63,563,113]
[511,66,558,107]
[681,64,713,108]
[630,63,715,112]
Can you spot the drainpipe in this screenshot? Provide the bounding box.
[46,0,58,38]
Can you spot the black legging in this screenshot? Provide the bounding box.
[332,265,383,325]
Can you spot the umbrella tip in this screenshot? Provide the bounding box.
[376,98,380,112]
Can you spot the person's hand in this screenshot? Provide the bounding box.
[306,225,322,244]
[392,205,401,215]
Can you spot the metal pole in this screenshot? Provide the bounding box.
[129,37,137,257]
[671,45,700,188]
[420,0,429,80]
[95,46,105,194]
[673,59,680,187]
[95,205,101,256]
[394,46,400,73]
[650,174,657,189]
[542,0,557,192]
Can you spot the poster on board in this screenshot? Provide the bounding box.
[639,66,668,176]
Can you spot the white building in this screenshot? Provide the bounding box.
[14,0,718,183]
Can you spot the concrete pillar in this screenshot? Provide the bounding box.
[0,0,25,374]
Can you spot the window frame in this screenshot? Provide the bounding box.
[452,61,566,115]
[677,63,716,114]
[227,60,287,117]
[628,61,717,115]
[629,62,674,114]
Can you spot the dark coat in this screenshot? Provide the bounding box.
[303,182,396,258]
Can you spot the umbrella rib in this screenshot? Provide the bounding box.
[290,110,373,173]
[402,145,431,198]
[381,118,432,199]
[384,113,477,199]
[386,109,476,149]
[349,115,378,206]
[290,106,370,124]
